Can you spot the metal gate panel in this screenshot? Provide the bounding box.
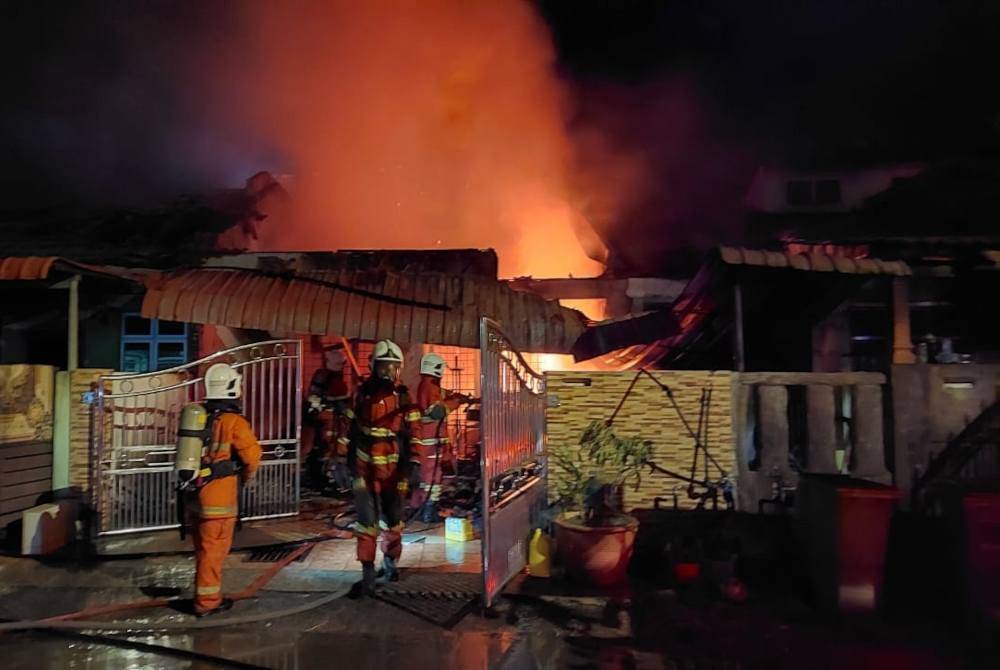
[479,318,546,608]
[94,340,301,535]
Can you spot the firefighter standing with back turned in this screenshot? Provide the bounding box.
[411,352,472,522]
[175,363,262,616]
[347,339,421,596]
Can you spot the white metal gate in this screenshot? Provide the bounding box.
[479,318,547,608]
[92,340,302,535]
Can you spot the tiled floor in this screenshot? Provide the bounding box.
[293,523,482,574]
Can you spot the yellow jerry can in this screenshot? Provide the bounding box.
[528,528,552,577]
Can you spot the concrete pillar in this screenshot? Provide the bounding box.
[51,371,71,490]
[733,284,746,372]
[758,385,794,482]
[806,384,839,473]
[852,384,890,481]
[892,278,916,365]
[67,275,80,371]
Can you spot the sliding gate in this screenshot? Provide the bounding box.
[92,340,301,535]
[479,318,547,607]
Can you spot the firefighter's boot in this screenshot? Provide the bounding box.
[420,501,440,524]
[382,555,400,583]
[350,561,377,598]
[363,561,378,593]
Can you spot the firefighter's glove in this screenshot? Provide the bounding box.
[307,395,323,413]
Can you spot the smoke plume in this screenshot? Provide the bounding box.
[196,0,609,279]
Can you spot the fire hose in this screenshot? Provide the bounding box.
[0,529,353,634]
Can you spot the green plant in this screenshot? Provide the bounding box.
[551,421,653,523]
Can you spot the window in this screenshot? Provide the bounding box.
[786,180,812,206]
[120,314,190,373]
[815,179,842,205]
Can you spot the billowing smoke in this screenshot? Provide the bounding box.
[198,0,610,279]
[566,77,755,276]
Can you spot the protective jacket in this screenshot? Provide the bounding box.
[411,376,463,507]
[188,402,262,519]
[348,377,420,562]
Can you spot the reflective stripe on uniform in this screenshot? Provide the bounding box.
[405,411,422,422]
[360,426,395,438]
[193,504,238,517]
[196,584,221,595]
[356,452,398,465]
[337,436,350,445]
[210,441,232,456]
[344,409,355,419]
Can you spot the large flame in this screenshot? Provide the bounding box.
[217,0,606,280]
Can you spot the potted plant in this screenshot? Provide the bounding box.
[551,421,652,587]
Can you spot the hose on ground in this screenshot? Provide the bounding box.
[0,531,352,634]
[0,585,350,633]
[8,627,271,670]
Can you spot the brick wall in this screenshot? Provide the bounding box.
[68,369,112,493]
[546,370,736,511]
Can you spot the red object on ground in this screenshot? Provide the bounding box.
[722,578,748,603]
[963,493,1000,622]
[554,515,639,587]
[674,562,701,584]
[797,475,900,613]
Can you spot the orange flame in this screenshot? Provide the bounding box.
[218,1,607,280]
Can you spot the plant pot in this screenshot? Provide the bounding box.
[553,513,639,587]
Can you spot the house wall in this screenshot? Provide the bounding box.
[82,311,121,369]
[546,370,736,511]
[0,365,55,527]
[731,371,890,512]
[745,163,924,214]
[892,364,1000,501]
[68,369,112,493]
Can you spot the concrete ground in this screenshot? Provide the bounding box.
[0,513,993,669]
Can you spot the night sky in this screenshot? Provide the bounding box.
[2,1,999,263]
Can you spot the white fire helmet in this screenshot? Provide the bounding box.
[370,339,404,381]
[420,352,446,378]
[204,363,242,400]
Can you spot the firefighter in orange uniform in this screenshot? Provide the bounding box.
[411,353,471,522]
[303,347,353,492]
[185,363,262,616]
[348,339,421,595]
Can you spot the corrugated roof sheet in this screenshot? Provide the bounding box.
[142,267,588,353]
[204,249,500,278]
[0,256,138,281]
[718,246,912,276]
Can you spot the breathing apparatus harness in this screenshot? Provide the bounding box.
[175,401,245,539]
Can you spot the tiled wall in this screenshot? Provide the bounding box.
[545,370,736,511]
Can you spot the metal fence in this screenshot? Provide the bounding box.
[92,340,302,535]
[479,318,547,608]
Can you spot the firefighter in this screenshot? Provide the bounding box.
[303,347,352,492]
[411,352,472,522]
[348,339,421,595]
[181,363,262,616]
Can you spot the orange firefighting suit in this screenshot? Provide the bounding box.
[410,376,464,509]
[347,377,421,563]
[187,405,262,614]
[302,368,351,458]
